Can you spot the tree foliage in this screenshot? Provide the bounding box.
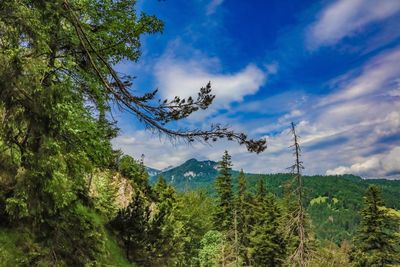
[248,179,287,266]
[214,150,234,232]
[351,185,400,266]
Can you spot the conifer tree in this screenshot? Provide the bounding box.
[235,169,251,264]
[351,185,400,266]
[249,178,287,266]
[110,193,151,263]
[148,176,178,265]
[214,150,234,232]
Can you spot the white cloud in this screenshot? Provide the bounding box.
[206,0,224,15]
[154,54,267,111]
[387,78,400,97]
[319,48,400,106]
[114,46,400,176]
[308,0,400,48]
[112,42,400,177]
[326,146,400,176]
[117,136,136,145]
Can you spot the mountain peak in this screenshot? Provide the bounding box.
[184,158,199,164]
[149,157,219,187]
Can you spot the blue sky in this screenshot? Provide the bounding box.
[113,0,400,178]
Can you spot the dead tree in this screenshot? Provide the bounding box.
[288,122,307,267]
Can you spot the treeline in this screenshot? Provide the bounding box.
[1,139,399,266]
[105,151,400,266]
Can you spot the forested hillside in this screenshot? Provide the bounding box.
[150,158,400,244]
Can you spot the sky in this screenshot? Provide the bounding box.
[112,0,400,178]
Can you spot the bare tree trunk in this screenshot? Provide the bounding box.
[290,122,306,267]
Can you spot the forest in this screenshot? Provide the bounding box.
[0,0,399,266]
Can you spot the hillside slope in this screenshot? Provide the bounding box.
[150,158,400,243]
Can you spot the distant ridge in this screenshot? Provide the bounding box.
[147,157,400,243]
[149,158,221,189]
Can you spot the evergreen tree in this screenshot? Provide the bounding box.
[249,178,287,266]
[235,169,252,264]
[110,193,151,264]
[214,150,234,232]
[351,185,400,266]
[148,176,179,265]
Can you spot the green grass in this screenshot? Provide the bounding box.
[99,231,134,267]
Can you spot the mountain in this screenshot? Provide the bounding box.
[149,158,221,190]
[149,158,400,243]
[146,166,161,177]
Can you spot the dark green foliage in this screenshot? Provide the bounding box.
[173,191,215,266]
[152,159,400,244]
[148,176,180,265]
[0,0,161,262]
[214,151,234,232]
[235,170,252,263]
[249,179,287,266]
[150,158,219,191]
[43,203,106,266]
[110,194,151,264]
[351,185,400,266]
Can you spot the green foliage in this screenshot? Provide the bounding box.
[0,203,113,266]
[110,193,151,264]
[308,240,351,267]
[0,227,37,267]
[248,181,287,266]
[90,171,118,220]
[235,170,252,264]
[172,191,215,266]
[99,230,134,267]
[214,151,234,232]
[351,185,400,266]
[118,155,150,191]
[153,159,400,244]
[0,212,135,267]
[198,230,224,267]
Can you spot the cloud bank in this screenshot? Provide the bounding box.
[308,0,400,48]
[154,52,267,111]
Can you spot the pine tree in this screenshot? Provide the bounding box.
[214,151,234,232]
[235,169,251,264]
[249,179,287,266]
[110,193,151,264]
[148,176,178,265]
[351,185,400,266]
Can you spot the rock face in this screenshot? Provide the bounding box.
[111,172,134,209]
[89,170,134,210]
